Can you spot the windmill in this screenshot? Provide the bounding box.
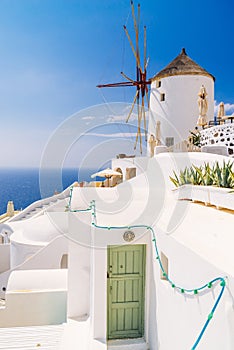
[97,1,152,154]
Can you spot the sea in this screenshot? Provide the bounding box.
[0,168,97,215]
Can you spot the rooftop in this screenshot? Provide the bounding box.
[152,48,215,81]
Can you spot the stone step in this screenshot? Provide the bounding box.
[108,338,149,350]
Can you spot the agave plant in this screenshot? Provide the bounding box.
[169,171,180,187]
[169,168,191,187]
[212,161,233,188]
[190,166,201,185]
[203,162,215,186]
[170,161,234,189]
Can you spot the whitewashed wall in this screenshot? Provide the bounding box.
[10,239,45,268]
[0,269,67,327]
[65,152,233,349]
[0,235,68,299]
[67,214,153,347]
[0,245,10,274]
[67,211,92,319]
[151,227,233,350]
[9,212,68,268]
[149,75,214,147]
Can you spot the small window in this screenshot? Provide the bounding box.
[160,252,168,280]
[160,93,165,101]
[165,137,174,147]
[156,80,161,88]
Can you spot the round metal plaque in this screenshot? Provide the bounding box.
[123,230,135,242]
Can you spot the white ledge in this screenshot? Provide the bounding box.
[173,184,234,211]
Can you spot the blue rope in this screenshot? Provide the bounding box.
[191,279,226,350]
[68,190,226,349]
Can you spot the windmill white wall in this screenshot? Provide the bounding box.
[148,75,214,149]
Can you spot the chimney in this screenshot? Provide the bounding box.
[7,201,15,217]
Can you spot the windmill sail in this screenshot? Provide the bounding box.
[97,1,152,154]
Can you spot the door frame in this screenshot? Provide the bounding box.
[107,244,146,340]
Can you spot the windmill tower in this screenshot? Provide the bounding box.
[148,48,215,151]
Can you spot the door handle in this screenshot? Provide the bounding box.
[107,271,109,278]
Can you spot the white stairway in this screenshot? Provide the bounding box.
[0,324,64,349]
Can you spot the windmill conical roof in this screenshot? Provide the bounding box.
[152,48,215,81]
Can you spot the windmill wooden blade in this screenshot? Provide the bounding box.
[137,4,141,69]
[131,1,140,69]
[126,90,139,123]
[121,71,135,83]
[142,95,147,141]
[97,80,151,88]
[139,105,143,153]
[97,81,135,88]
[134,123,140,150]
[137,3,141,66]
[134,104,143,153]
[134,87,141,150]
[145,57,150,70]
[131,1,138,35]
[137,3,140,31]
[144,26,147,71]
[97,1,153,153]
[123,25,140,68]
[134,87,140,149]
[130,1,142,73]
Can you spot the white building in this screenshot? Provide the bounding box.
[148,48,215,149]
[0,49,233,350]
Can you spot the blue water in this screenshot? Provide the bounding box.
[0,168,96,215]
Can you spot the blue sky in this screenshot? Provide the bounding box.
[0,0,233,167]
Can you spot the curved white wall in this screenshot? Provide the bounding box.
[9,212,68,268]
[149,75,214,147]
[7,269,67,291]
[10,238,45,268]
[0,235,68,298]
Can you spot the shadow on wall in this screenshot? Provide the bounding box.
[61,254,68,269]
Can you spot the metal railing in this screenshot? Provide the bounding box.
[208,116,234,127]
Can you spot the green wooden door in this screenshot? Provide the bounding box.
[107,244,145,339]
